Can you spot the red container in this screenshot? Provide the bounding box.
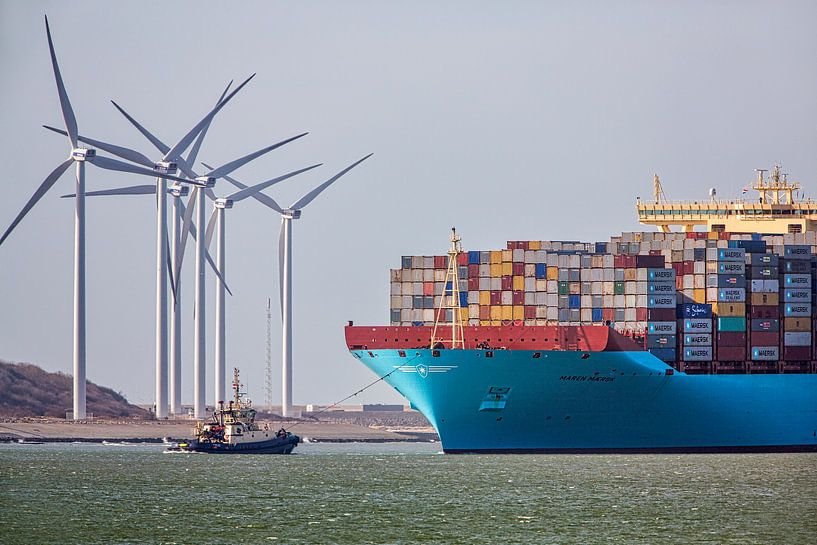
[676,276,684,290]
[490,291,501,305]
[479,306,491,320]
[468,277,479,291]
[717,346,746,361]
[507,241,518,250]
[524,306,536,319]
[784,346,811,361]
[614,255,625,268]
[749,305,779,319]
[501,276,512,290]
[636,307,648,321]
[434,255,447,269]
[682,261,694,275]
[717,332,746,347]
[423,282,434,296]
[456,253,468,266]
[518,241,529,250]
[512,263,525,276]
[603,308,614,321]
[719,231,731,240]
[635,255,665,268]
[512,291,524,305]
[468,264,480,278]
[672,262,684,275]
[648,308,676,321]
[649,249,663,256]
[749,331,779,346]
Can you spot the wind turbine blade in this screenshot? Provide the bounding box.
[167,237,177,306]
[206,248,232,296]
[0,158,73,246]
[61,184,156,198]
[185,80,233,167]
[110,101,170,155]
[90,155,194,185]
[205,208,217,250]
[205,132,309,180]
[278,219,285,319]
[163,73,256,162]
[203,163,284,214]
[43,125,155,169]
[175,188,197,282]
[44,16,77,148]
[229,163,322,203]
[290,153,373,210]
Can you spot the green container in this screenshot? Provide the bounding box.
[717,316,746,332]
[558,281,569,295]
[614,281,625,295]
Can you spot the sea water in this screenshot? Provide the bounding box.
[0,442,815,544]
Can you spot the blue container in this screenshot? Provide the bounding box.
[459,292,468,308]
[401,256,412,269]
[591,308,603,322]
[594,242,608,253]
[390,309,401,323]
[648,348,677,362]
[445,281,453,293]
[728,240,767,253]
[677,303,713,318]
[535,263,547,279]
[412,295,424,309]
[568,294,581,309]
[717,275,745,288]
[468,251,481,264]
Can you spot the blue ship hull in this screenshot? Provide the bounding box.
[351,349,817,453]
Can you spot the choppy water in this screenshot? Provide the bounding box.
[0,442,815,545]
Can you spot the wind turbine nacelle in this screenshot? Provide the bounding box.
[154,161,178,174]
[283,209,301,219]
[193,176,216,188]
[169,184,190,197]
[72,148,96,161]
[215,198,234,209]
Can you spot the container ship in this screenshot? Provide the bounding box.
[345,166,817,453]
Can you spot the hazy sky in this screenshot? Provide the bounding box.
[1,1,816,407]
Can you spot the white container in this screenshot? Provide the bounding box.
[683,346,713,361]
[682,333,712,346]
[751,346,779,361]
[784,332,812,346]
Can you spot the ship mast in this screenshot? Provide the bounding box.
[430,227,466,350]
[754,164,800,205]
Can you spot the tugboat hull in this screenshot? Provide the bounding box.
[183,434,300,454]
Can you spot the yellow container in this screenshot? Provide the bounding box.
[693,289,706,303]
[480,319,491,326]
[546,266,558,280]
[501,250,512,262]
[490,250,502,264]
[490,320,501,326]
[513,306,524,320]
[712,302,745,317]
[490,306,502,320]
[528,241,541,250]
[459,308,469,321]
[501,305,513,320]
[490,263,503,277]
[784,317,810,332]
[707,231,719,240]
[479,291,491,306]
[501,262,513,276]
[513,276,524,290]
[750,292,778,306]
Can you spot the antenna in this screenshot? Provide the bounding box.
[430,227,466,349]
[264,298,273,412]
[653,174,667,204]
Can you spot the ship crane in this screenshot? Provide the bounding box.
[430,228,466,350]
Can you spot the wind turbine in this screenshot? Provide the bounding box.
[211,154,373,416]
[202,164,322,404]
[93,106,309,419]
[0,16,199,420]
[45,74,267,419]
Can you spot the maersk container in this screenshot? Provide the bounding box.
[717,317,746,332]
[648,295,675,309]
[784,289,811,303]
[683,346,713,361]
[784,274,812,288]
[783,245,811,260]
[752,346,779,361]
[648,321,676,335]
[784,331,812,346]
[683,333,712,346]
[646,334,676,349]
[749,267,777,279]
[647,281,675,294]
[718,262,746,275]
[677,303,712,319]
[784,303,811,317]
[750,318,779,332]
[683,319,713,333]
[648,348,676,362]
[718,288,745,302]
[781,260,811,273]
[717,248,745,262]
[728,239,767,253]
[717,275,746,288]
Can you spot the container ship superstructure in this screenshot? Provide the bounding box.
[345,167,817,452]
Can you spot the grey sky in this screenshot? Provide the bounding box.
[1,1,815,407]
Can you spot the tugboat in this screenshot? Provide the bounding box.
[176,368,299,454]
